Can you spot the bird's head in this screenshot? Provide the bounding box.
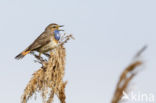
[45,23,64,33]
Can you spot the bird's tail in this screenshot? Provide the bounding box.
[15,50,30,60]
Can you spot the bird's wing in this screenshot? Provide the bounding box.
[27,32,51,51]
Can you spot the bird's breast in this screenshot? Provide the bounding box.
[47,38,58,48]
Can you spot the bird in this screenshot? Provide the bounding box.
[15,23,64,60]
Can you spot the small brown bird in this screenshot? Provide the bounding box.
[15,23,63,60]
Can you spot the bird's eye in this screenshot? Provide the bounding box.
[52,26,56,28]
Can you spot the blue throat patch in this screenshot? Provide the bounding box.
[54,30,60,40]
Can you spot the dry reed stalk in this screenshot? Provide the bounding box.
[21,34,74,103]
[111,46,147,103]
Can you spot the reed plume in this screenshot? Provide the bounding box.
[111,45,147,103]
[21,34,74,103]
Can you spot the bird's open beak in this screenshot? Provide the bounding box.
[58,29,64,31]
[59,25,64,27]
[58,25,64,31]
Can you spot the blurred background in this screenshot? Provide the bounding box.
[0,0,156,103]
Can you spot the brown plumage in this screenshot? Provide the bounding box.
[15,23,63,60]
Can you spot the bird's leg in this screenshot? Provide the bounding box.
[37,52,47,62]
[30,52,47,65]
[39,52,42,58]
[43,53,50,58]
[35,53,44,62]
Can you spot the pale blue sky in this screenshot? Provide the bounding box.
[0,0,156,103]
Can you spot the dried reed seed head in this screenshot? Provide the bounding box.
[21,35,73,103]
[21,46,67,103]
